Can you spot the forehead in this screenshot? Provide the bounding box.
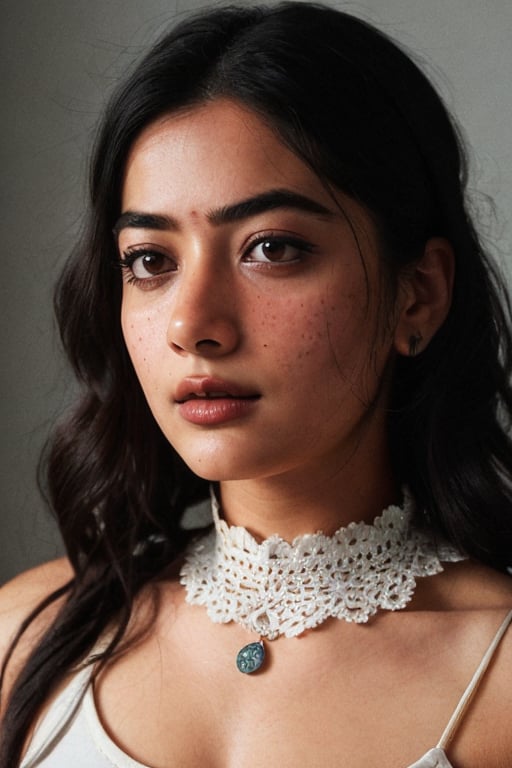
[120,98,380,268]
[122,99,331,211]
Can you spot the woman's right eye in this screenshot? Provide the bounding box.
[119,249,176,284]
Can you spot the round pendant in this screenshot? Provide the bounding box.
[236,641,265,674]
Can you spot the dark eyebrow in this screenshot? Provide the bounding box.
[113,188,334,236]
[206,188,334,224]
[113,212,176,236]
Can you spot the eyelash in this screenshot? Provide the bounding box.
[116,233,316,288]
[117,248,174,289]
[242,233,315,265]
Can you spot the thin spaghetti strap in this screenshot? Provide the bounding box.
[437,609,512,750]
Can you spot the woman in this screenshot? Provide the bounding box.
[1,3,512,766]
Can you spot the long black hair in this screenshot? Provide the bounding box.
[2,3,512,763]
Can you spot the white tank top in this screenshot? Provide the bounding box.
[20,610,512,768]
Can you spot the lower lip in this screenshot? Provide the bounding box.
[177,397,259,425]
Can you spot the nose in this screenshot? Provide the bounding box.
[167,263,240,357]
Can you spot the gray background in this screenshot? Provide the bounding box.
[1,0,511,584]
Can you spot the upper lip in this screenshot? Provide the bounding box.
[174,376,260,403]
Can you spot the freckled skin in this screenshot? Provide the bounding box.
[15,97,512,768]
[119,99,400,509]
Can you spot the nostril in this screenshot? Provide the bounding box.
[167,317,239,356]
[196,338,222,349]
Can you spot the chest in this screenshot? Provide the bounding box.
[92,613,489,768]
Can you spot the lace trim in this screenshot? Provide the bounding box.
[180,491,465,639]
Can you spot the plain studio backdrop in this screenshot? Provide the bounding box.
[1,0,511,584]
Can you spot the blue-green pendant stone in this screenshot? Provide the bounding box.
[236,641,265,674]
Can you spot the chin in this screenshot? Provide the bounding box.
[167,431,261,481]
[167,429,302,483]
[173,447,253,482]
[183,456,259,482]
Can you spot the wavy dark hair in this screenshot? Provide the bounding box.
[2,2,512,763]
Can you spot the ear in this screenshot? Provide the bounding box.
[394,237,454,357]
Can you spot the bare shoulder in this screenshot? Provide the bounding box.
[420,557,512,610]
[0,559,73,700]
[416,558,512,676]
[0,557,73,650]
[457,602,512,763]
[455,559,512,605]
[407,559,512,762]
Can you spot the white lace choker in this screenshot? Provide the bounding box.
[180,491,465,673]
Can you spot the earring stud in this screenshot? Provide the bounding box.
[408,332,423,357]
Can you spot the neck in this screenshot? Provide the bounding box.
[218,459,398,542]
[180,482,466,647]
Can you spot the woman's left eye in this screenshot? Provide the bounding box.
[243,236,314,264]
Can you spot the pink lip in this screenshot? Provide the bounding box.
[175,376,260,425]
[175,376,259,402]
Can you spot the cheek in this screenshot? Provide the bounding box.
[258,289,366,376]
[249,295,323,368]
[121,302,167,384]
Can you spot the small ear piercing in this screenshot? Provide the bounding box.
[408,332,423,357]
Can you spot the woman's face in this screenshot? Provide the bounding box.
[118,100,399,484]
